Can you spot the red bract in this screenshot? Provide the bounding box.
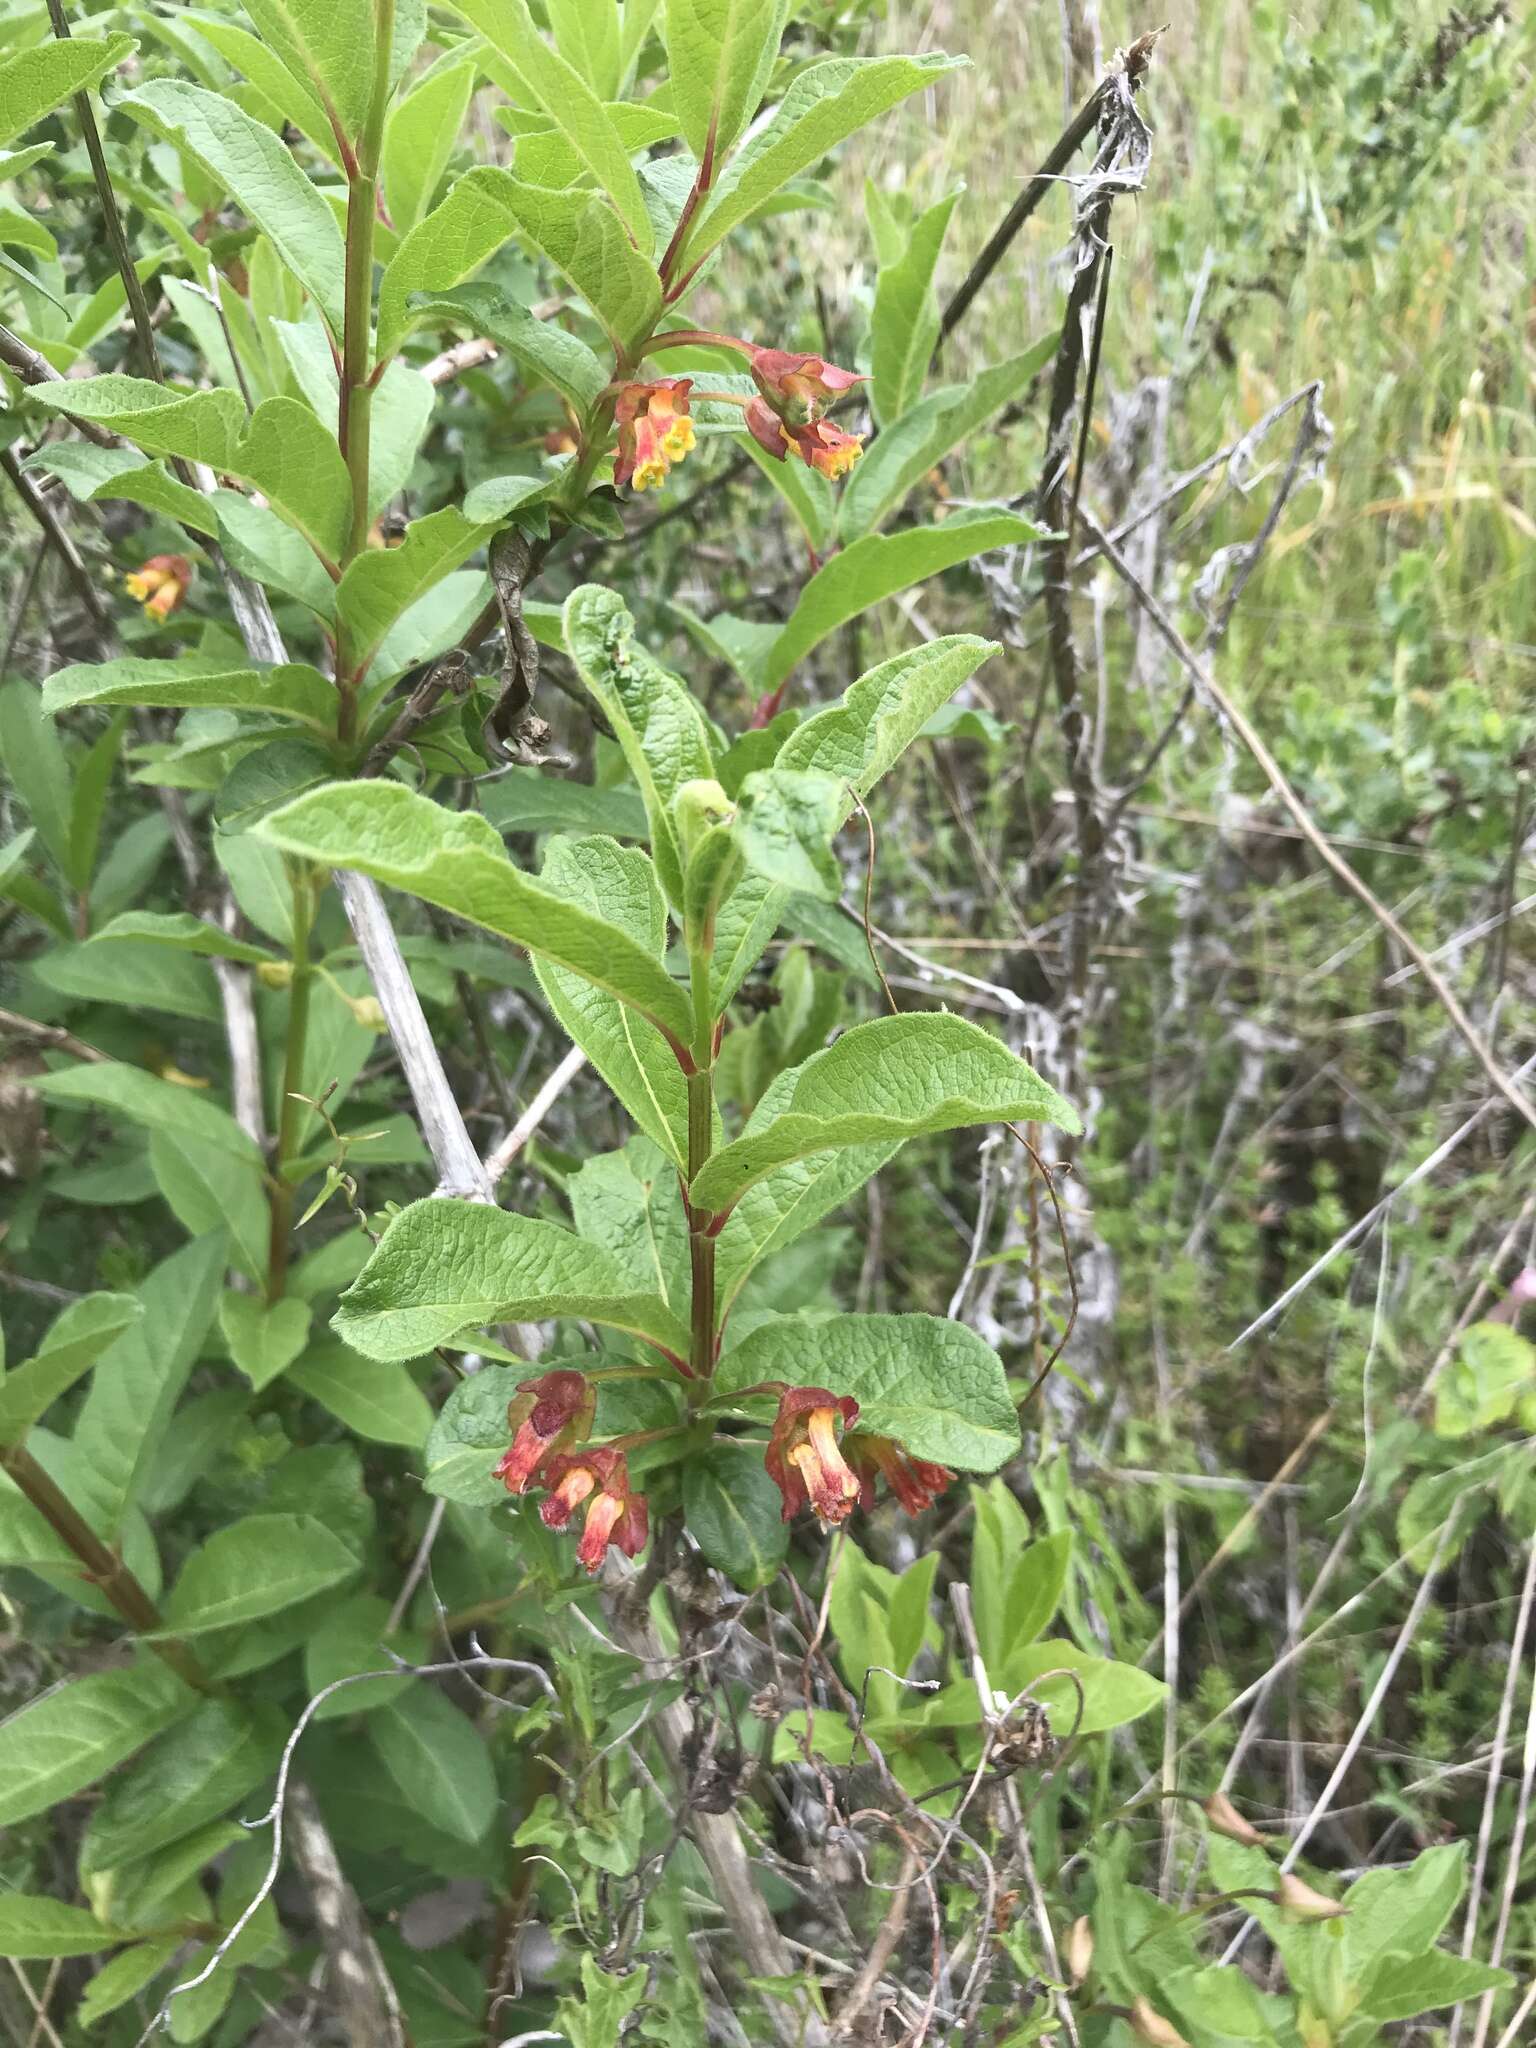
[492,1369,593,1495]
[748,347,864,428]
[124,553,193,619]
[765,1387,861,1525]
[539,1447,648,1573]
[847,1434,953,1516]
[613,378,696,491]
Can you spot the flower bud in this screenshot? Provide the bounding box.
[1064,1915,1093,1986]
[1130,1998,1189,2047]
[1204,1790,1265,1846]
[1275,1873,1348,1923]
[256,960,294,990]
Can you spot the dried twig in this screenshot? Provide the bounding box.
[483,1044,587,1185]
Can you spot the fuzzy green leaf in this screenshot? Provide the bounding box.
[0,36,134,148]
[366,1688,496,1845]
[562,584,717,908]
[219,1293,312,1392]
[115,80,346,331]
[0,1896,122,1959]
[869,184,963,425]
[762,512,1041,688]
[332,1197,690,1360]
[29,1063,263,1168]
[663,0,788,162]
[78,1700,282,1875]
[256,782,695,1042]
[692,53,966,260]
[383,57,476,231]
[42,653,338,732]
[774,635,997,806]
[288,1342,434,1447]
[689,1011,1078,1214]
[406,282,609,411]
[683,1443,789,1590]
[719,1311,1019,1469]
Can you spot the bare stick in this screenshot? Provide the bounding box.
[286,1783,405,2048]
[483,1044,587,1185]
[1080,506,1536,1138]
[1470,1581,1536,2048]
[0,444,108,628]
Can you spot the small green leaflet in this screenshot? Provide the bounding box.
[158,1514,360,1636]
[869,184,963,425]
[0,1896,124,1959]
[332,1198,691,1361]
[0,1292,143,1447]
[0,36,135,150]
[663,0,788,162]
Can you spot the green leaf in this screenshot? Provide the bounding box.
[160,1513,360,1636]
[376,164,523,360]
[115,81,346,332]
[256,782,695,1043]
[31,374,244,465]
[556,1953,648,2048]
[738,434,837,555]
[383,57,476,231]
[333,1197,690,1361]
[406,282,609,412]
[41,652,338,732]
[482,170,661,352]
[0,1292,143,1447]
[288,1341,433,1446]
[219,1293,313,1392]
[683,1444,789,1591]
[0,35,135,148]
[450,0,650,251]
[718,1311,1020,1469]
[0,1663,191,1827]
[1003,1640,1167,1736]
[177,11,336,160]
[215,491,337,616]
[32,939,221,1024]
[838,336,1058,539]
[29,1064,263,1168]
[731,766,843,900]
[1360,1948,1512,2022]
[78,1700,282,1875]
[529,835,691,1165]
[689,1011,1077,1214]
[229,396,354,561]
[0,1896,121,1960]
[780,635,998,814]
[562,584,717,908]
[23,442,215,535]
[240,0,425,142]
[869,184,963,425]
[366,1688,496,1844]
[480,765,647,839]
[692,54,966,260]
[77,1937,181,2027]
[1341,1842,1467,1979]
[663,0,788,162]
[67,712,126,893]
[0,680,72,877]
[89,912,275,964]
[304,1591,419,1718]
[547,0,622,96]
[1435,1321,1535,1439]
[569,1137,692,1309]
[761,511,1042,688]
[336,504,499,675]
[72,1236,227,1531]
[714,1127,899,1315]
[150,1131,270,1284]
[422,1364,525,1505]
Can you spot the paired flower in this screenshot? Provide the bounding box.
[613,378,696,491]
[492,1369,595,1496]
[124,553,192,620]
[745,346,865,478]
[847,1434,953,1517]
[765,1387,861,1525]
[539,1447,649,1573]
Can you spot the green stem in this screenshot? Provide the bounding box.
[684,933,717,1386]
[335,0,397,732]
[0,1441,214,1694]
[266,868,315,1301]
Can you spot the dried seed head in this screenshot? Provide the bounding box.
[1204,1790,1265,1846]
[1129,1996,1190,2046]
[1065,1915,1094,1986]
[1276,1872,1349,1923]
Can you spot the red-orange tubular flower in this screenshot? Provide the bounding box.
[765,1387,861,1526]
[744,395,864,478]
[124,553,192,619]
[847,1434,953,1516]
[748,347,864,426]
[492,1369,594,1496]
[613,378,696,491]
[539,1448,648,1572]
